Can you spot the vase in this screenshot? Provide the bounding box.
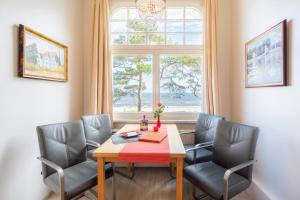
[156,116,161,128]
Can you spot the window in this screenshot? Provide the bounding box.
[111,5,204,121]
[112,55,153,112]
[111,6,203,45]
[160,55,203,113]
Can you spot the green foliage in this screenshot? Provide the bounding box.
[160,55,202,98]
[154,104,165,119]
[113,55,151,112]
[149,33,165,45]
[129,34,146,44]
[128,20,147,32]
[113,20,166,45]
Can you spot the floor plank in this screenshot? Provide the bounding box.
[48,167,250,200]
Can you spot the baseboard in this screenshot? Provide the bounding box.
[245,180,271,200]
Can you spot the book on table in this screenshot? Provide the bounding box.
[138,132,167,143]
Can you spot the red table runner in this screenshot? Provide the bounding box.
[118,124,170,164]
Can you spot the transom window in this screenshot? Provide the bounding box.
[111,7,203,45]
[110,5,204,122]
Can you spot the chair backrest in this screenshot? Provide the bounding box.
[212,121,259,180]
[194,113,225,144]
[81,114,112,145]
[37,120,87,179]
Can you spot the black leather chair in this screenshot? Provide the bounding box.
[181,113,225,165]
[37,120,113,200]
[184,121,259,200]
[81,114,134,179]
[81,114,113,159]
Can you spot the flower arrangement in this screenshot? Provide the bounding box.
[154,102,165,120]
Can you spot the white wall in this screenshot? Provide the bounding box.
[231,0,300,199]
[0,0,84,199]
[217,0,232,119]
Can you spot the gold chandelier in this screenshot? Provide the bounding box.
[135,0,166,26]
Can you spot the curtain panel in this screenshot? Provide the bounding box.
[204,0,220,115]
[89,0,113,118]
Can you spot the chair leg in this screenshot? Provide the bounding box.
[112,163,116,200]
[72,193,85,200]
[88,189,98,199]
[83,192,96,200]
[114,163,135,179]
[129,163,135,179]
[169,163,176,179]
[193,187,208,200]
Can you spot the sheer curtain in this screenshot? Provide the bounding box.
[204,0,220,115]
[89,0,113,117]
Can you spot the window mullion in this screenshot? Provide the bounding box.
[153,51,160,112]
[126,8,129,45]
[164,10,167,46]
[183,7,186,44]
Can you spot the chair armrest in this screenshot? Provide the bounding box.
[179,130,196,135]
[223,160,256,200]
[86,139,100,148]
[185,142,213,152]
[186,142,213,164]
[194,141,214,148]
[37,157,65,200]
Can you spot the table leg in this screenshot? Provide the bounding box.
[176,158,184,200]
[98,158,105,200]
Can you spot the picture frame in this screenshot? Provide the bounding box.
[18,24,68,82]
[245,20,287,88]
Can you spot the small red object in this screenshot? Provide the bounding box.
[156,117,161,128]
[153,126,159,132]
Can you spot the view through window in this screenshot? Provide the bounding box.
[111,6,204,120]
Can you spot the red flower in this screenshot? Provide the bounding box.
[157,102,162,107]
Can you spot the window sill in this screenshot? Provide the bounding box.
[113,119,197,124]
[113,111,200,124]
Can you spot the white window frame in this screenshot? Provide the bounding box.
[110,3,204,123]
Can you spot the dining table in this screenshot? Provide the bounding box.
[92,124,186,200]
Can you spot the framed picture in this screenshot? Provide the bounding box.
[245,20,287,88]
[18,24,68,82]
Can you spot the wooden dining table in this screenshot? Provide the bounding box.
[92,124,186,200]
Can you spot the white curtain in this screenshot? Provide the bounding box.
[89,0,113,118]
[204,0,220,115]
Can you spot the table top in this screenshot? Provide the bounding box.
[92,124,186,158]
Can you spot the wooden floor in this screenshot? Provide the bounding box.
[48,167,249,200]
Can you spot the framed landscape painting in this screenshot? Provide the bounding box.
[18,24,68,82]
[245,20,287,88]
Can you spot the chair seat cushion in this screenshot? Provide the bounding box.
[184,162,250,199]
[184,144,213,164]
[45,160,113,199]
